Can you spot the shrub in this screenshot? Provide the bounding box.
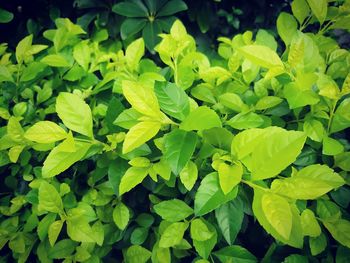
[0,0,350,262]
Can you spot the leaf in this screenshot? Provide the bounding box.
[291,0,310,24]
[48,220,64,246]
[123,121,160,154]
[330,98,350,133]
[122,80,160,118]
[164,129,198,175]
[334,152,350,171]
[16,35,33,64]
[191,218,214,241]
[213,245,257,263]
[215,199,244,245]
[252,189,304,248]
[119,166,149,196]
[73,40,90,71]
[251,128,306,180]
[157,0,188,17]
[56,92,93,137]
[310,233,327,256]
[42,141,91,178]
[114,108,142,129]
[262,193,292,240]
[154,81,190,121]
[180,106,222,131]
[153,199,193,222]
[38,182,63,213]
[120,18,147,40]
[130,227,149,245]
[24,121,67,143]
[271,164,345,199]
[125,245,152,263]
[113,202,130,230]
[323,219,350,248]
[277,12,298,45]
[41,54,70,67]
[238,45,284,69]
[142,20,162,51]
[48,239,76,259]
[219,93,247,113]
[7,117,25,143]
[112,2,148,17]
[194,172,238,216]
[66,218,96,243]
[179,160,198,191]
[192,220,217,259]
[300,209,321,237]
[159,222,188,248]
[227,112,264,130]
[125,38,144,71]
[255,96,283,110]
[0,8,14,23]
[218,162,243,194]
[306,0,328,25]
[303,119,324,142]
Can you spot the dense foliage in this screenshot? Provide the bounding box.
[1,0,350,262]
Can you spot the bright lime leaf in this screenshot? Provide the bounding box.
[191,218,214,241]
[38,182,63,213]
[56,92,93,137]
[24,121,67,143]
[180,106,221,131]
[213,245,257,263]
[153,199,193,222]
[159,222,188,248]
[125,245,151,263]
[238,45,284,69]
[301,209,321,237]
[218,162,243,194]
[119,166,149,196]
[179,160,198,191]
[113,202,130,230]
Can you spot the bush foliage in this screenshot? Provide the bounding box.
[0,0,350,262]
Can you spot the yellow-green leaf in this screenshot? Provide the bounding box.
[24,121,67,143]
[218,162,243,194]
[239,45,284,69]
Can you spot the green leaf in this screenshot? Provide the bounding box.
[38,181,63,213]
[66,218,95,243]
[334,152,350,171]
[164,129,198,175]
[42,140,91,178]
[120,18,147,40]
[24,121,67,143]
[323,219,350,248]
[219,93,247,113]
[306,0,328,25]
[7,117,25,143]
[0,8,14,23]
[238,45,284,69]
[48,239,77,259]
[283,254,308,263]
[130,227,149,245]
[192,219,217,259]
[180,106,221,131]
[303,119,324,142]
[179,160,198,191]
[215,199,244,245]
[114,108,142,129]
[123,121,161,154]
[119,166,149,196]
[122,80,160,118]
[37,213,57,241]
[112,2,148,17]
[323,136,344,156]
[213,245,257,263]
[300,209,321,237]
[255,96,283,110]
[125,245,151,263]
[73,40,90,71]
[157,0,188,17]
[227,112,264,130]
[125,38,145,71]
[41,54,70,67]
[56,92,93,137]
[252,189,304,248]
[154,199,193,222]
[154,81,190,121]
[218,162,243,194]
[271,164,345,199]
[284,82,319,109]
[310,233,327,256]
[159,222,188,248]
[330,98,350,133]
[336,246,350,263]
[277,12,298,45]
[142,21,162,51]
[291,0,310,24]
[113,202,130,230]
[194,172,238,216]
[48,220,64,247]
[262,192,292,240]
[16,35,33,64]
[191,218,214,241]
[251,128,306,180]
